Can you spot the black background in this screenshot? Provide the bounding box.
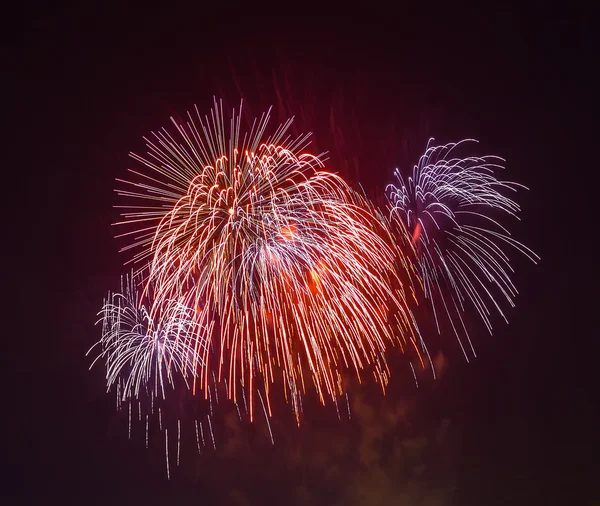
[9,6,596,505]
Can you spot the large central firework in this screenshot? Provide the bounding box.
[112,100,419,422]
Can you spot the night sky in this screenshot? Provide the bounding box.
[9,6,596,505]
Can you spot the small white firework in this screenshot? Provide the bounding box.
[88,273,206,401]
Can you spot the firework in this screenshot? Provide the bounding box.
[88,272,205,402]
[114,99,420,421]
[386,139,539,358]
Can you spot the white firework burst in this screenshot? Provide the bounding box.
[386,139,539,358]
[89,273,206,401]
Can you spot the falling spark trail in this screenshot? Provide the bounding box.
[207,415,216,450]
[212,372,219,404]
[177,419,181,466]
[258,390,274,445]
[346,392,351,420]
[242,387,247,414]
[410,363,419,388]
[165,429,170,480]
[195,420,201,455]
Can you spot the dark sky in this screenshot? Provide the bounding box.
[9,6,596,505]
